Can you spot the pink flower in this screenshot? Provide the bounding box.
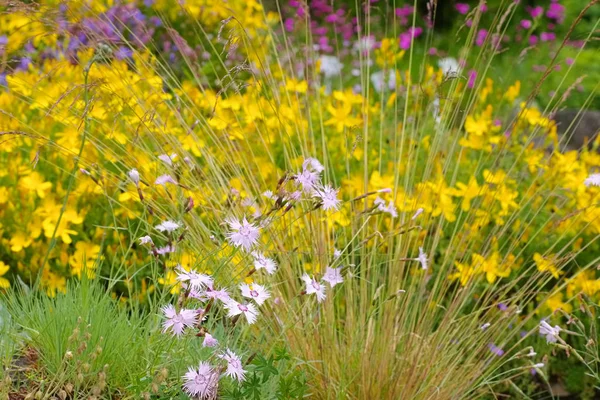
[191,283,231,303]
[565,57,574,66]
[219,349,246,382]
[520,19,532,29]
[138,235,153,245]
[240,283,271,306]
[155,174,177,186]
[158,153,176,167]
[161,304,197,336]
[295,168,321,192]
[455,3,469,14]
[203,333,219,348]
[313,185,341,211]
[527,6,544,19]
[411,208,424,220]
[467,69,477,89]
[225,300,259,324]
[416,247,428,270]
[251,251,277,275]
[322,267,343,288]
[225,217,260,251]
[540,32,556,42]
[547,1,565,23]
[374,197,398,217]
[476,29,488,46]
[301,274,326,302]
[155,244,176,255]
[182,362,219,398]
[176,265,213,290]
[127,169,140,186]
[539,320,561,343]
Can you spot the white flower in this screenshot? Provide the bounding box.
[161,304,197,336]
[128,169,140,186]
[416,247,428,270]
[438,57,460,76]
[539,320,561,343]
[155,244,176,255]
[155,220,181,233]
[226,217,260,251]
[190,283,231,303]
[354,36,376,52]
[302,157,325,173]
[225,301,259,324]
[182,362,219,398]
[138,235,153,245]
[240,283,270,306]
[527,348,537,357]
[202,333,219,348]
[158,153,176,167]
[322,267,343,288]
[252,251,277,275]
[176,265,213,290]
[219,349,246,382]
[480,322,491,330]
[295,168,321,192]
[333,248,342,258]
[584,173,600,187]
[370,70,396,93]
[301,274,326,302]
[314,185,341,211]
[262,190,276,200]
[155,174,177,186]
[318,55,343,78]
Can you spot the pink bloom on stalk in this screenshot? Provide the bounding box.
[374,197,398,217]
[202,333,219,348]
[284,17,294,32]
[411,208,424,220]
[529,35,539,46]
[467,70,477,89]
[225,300,259,324]
[476,29,488,46]
[520,19,532,29]
[540,32,556,42]
[156,244,176,255]
[565,58,574,66]
[313,185,341,211]
[303,157,325,173]
[322,267,344,288]
[138,235,153,245]
[128,169,140,186]
[219,349,246,382]
[539,320,561,343]
[175,265,213,290]
[527,6,544,18]
[251,251,278,275]
[161,304,197,336]
[547,1,565,23]
[455,3,469,14]
[158,153,176,167]
[182,362,219,398]
[155,174,177,186]
[296,168,321,192]
[225,217,260,251]
[191,283,231,303]
[416,247,428,270]
[240,283,271,306]
[584,173,600,187]
[301,274,326,302]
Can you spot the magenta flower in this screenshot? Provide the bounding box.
[240,283,271,306]
[455,3,469,14]
[476,29,488,46]
[219,349,247,382]
[467,70,477,89]
[528,6,544,18]
[547,1,565,23]
[225,217,260,251]
[520,19,532,29]
[161,304,197,336]
[540,32,556,42]
[182,362,219,398]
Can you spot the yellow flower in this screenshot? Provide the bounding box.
[69,241,101,278]
[9,231,33,252]
[504,81,521,103]
[533,253,562,279]
[19,172,52,198]
[324,102,362,133]
[42,267,66,297]
[545,292,573,313]
[158,269,180,295]
[451,261,478,286]
[0,261,10,288]
[448,176,484,212]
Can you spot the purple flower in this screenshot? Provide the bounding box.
[455,3,470,14]
[161,304,197,336]
[219,349,247,382]
[547,1,565,23]
[182,362,219,398]
[322,266,344,287]
[497,303,508,311]
[540,32,556,42]
[202,333,219,348]
[528,6,544,18]
[115,46,133,60]
[225,217,261,251]
[529,35,539,46]
[476,29,488,46]
[467,69,477,89]
[520,19,532,29]
[488,343,504,356]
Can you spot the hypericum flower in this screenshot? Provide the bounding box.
[182,362,219,398]
[128,169,140,186]
[225,217,260,251]
[240,283,270,306]
[322,267,343,288]
[138,235,153,245]
[295,168,320,192]
[219,349,246,382]
[539,320,561,343]
[155,220,181,233]
[225,301,259,324]
[203,333,219,348]
[301,274,326,302]
[416,247,428,270]
[251,252,277,275]
[176,265,213,290]
[161,304,197,336]
[584,173,600,187]
[302,157,325,173]
[314,185,341,211]
[158,153,176,167]
[155,174,178,186]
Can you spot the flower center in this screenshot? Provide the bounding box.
[195,374,207,384]
[238,304,248,312]
[250,290,259,297]
[311,281,320,290]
